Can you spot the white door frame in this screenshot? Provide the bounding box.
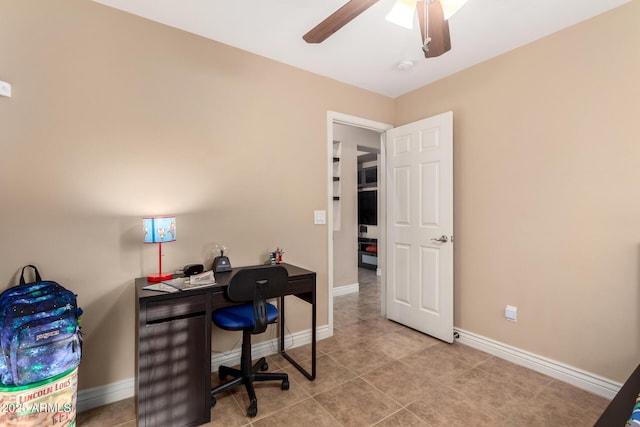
[326,111,393,335]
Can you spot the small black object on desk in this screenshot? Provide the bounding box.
[213,247,231,273]
[213,255,231,272]
[183,264,204,276]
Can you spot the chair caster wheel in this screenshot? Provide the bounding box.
[211,396,216,408]
[281,380,290,390]
[247,402,258,417]
[260,362,269,372]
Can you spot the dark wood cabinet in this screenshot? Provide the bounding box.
[595,363,640,426]
[136,289,211,427]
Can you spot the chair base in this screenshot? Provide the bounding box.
[211,329,289,417]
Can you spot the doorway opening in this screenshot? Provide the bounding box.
[326,112,392,335]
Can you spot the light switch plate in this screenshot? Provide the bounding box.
[314,210,326,225]
[0,81,11,98]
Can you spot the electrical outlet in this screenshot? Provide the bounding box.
[0,81,11,98]
[505,305,518,322]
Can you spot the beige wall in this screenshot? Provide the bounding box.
[0,0,394,390]
[395,1,640,382]
[332,126,358,288]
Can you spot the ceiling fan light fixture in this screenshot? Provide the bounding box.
[440,0,468,20]
[385,0,417,30]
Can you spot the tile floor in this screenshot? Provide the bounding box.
[77,268,610,426]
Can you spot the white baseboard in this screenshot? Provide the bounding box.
[211,324,330,371]
[76,325,331,413]
[454,327,622,399]
[333,283,359,297]
[76,375,135,413]
[79,325,621,413]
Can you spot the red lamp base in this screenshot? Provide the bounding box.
[147,272,173,282]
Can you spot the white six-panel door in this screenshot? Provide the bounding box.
[385,111,454,343]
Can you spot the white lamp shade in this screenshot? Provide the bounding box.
[386,0,468,29]
[441,0,468,20]
[385,0,417,29]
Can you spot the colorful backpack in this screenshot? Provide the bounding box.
[0,265,82,386]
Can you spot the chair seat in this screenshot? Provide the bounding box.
[213,302,278,330]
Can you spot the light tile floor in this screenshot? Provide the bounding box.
[77,268,610,426]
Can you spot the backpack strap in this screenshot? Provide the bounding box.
[19,265,42,285]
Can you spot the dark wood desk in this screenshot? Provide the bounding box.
[134,263,316,427]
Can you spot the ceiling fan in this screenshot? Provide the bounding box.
[303,0,465,58]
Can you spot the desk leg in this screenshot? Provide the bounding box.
[279,295,316,381]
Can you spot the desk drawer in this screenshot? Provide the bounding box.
[285,276,314,293]
[211,291,232,310]
[145,295,207,324]
[285,275,315,304]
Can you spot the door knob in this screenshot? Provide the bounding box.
[431,235,448,243]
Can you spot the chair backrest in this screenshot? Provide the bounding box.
[227,265,288,334]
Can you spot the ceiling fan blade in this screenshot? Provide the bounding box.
[417,0,451,58]
[303,0,379,44]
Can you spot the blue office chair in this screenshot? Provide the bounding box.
[211,265,290,417]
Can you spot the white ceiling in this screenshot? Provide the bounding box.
[93,0,629,98]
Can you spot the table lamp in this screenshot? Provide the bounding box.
[143,216,176,282]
